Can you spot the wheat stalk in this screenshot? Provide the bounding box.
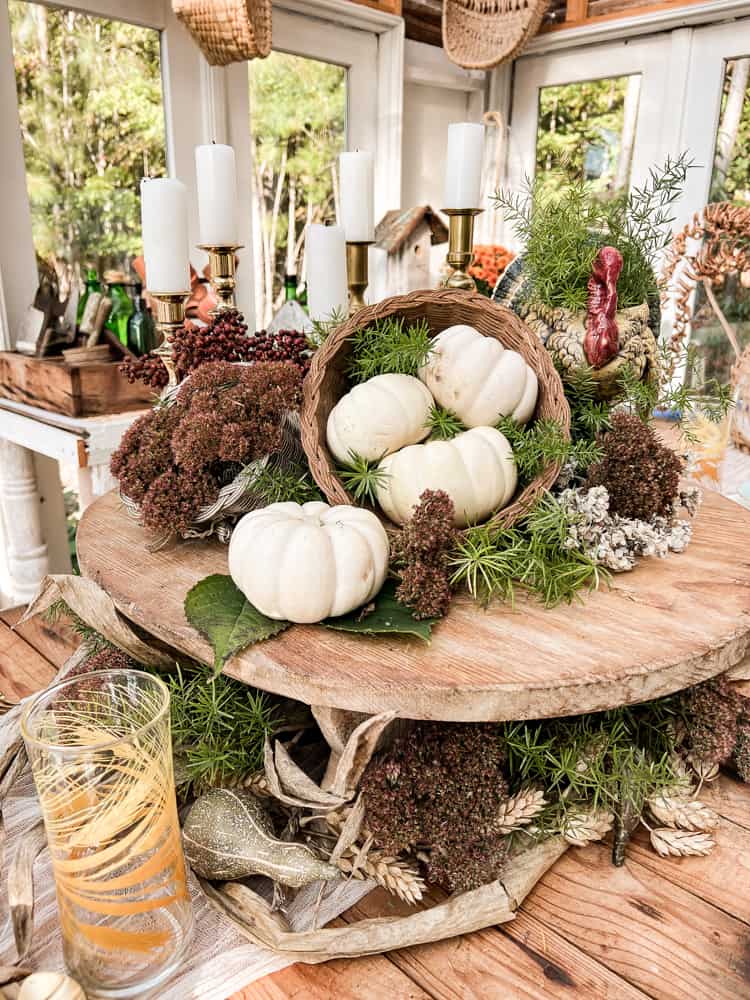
[648,794,719,832]
[224,771,272,796]
[562,808,614,847]
[493,788,547,834]
[336,846,425,904]
[686,754,720,783]
[650,828,715,857]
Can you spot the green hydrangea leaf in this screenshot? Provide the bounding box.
[184,574,289,676]
[323,581,438,642]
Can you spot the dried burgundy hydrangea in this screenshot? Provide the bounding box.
[392,489,457,619]
[682,674,743,767]
[121,310,311,389]
[734,712,750,782]
[585,412,682,521]
[360,722,510,892]
[110,360,302,535]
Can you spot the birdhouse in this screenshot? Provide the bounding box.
[374,206,448,295]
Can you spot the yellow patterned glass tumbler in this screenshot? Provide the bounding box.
[21,669,192,998]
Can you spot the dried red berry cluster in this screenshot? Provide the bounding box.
[110,360,302,535]
[120,309,311,389]
[392,489,457,619]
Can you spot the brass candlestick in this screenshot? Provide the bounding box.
[441,208,483,291]
[346,241,373,316]
[197,244,243,314]
[151,291,189,389]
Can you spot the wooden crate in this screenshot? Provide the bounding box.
[0,351,153,418]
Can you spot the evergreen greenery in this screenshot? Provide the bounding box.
[44,599,114,654]
[347,316,433,383]
[427,404,466,440]
[496,416,602,483]
[337,451,389,504]
[494,153,693,312]
[160,664,280,798]
[448,493,607,608]
[248,462,323,505]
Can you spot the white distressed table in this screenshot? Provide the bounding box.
[0,399,147,604]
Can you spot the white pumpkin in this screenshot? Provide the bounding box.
[418,324,538,427]
[18,973,86,1000]
[326,373,433,464]
[228,501,389,623]
[375,426,517,527]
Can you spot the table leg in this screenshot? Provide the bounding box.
[0,440,50,603]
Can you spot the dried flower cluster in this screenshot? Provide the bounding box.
[585,412,683,521]
[360,722,510,892]
[392,490,457,619]
[111,360,302,535]
[682,674,750,779]
[121,310,255,388]
[558,484,699,572]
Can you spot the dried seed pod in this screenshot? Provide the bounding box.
[648,794,719,832]
[182,788,340,887]
[493,788,547,834]
[650,828,715,858]
[563,808,614,847]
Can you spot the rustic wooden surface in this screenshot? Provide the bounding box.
[1,608,748,1000]
[0,351,152,417]
[77,488,750,721]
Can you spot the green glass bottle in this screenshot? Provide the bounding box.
[76,269,101,326]
[284,273,298,301]
[127,284,156,356]
[104,270,135,347]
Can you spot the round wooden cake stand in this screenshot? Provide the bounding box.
[78,489,750,722]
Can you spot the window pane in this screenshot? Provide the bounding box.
[9,1,166,296]
[249,51,346,325]
[688,57,750,394]
[534,75,641,201]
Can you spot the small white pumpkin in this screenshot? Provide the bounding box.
[18,973,86,1000]
[375,426,517,527]
[326,373,433,464]
[418,324,538,427]
[228,501,389,623]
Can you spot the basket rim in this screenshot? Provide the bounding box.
[300,287,571,537]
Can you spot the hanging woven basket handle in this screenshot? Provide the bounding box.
[172,0,272,66]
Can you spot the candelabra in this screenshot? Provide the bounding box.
[441,209,482,291]
[346,241,373,316]
[197,244,243,314]
[151,291,190,389]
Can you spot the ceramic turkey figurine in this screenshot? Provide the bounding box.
[494,246,659,399]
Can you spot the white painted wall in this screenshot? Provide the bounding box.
[402,83,473,209]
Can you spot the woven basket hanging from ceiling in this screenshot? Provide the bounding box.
[172,0,272,66]
[443,0,549,71]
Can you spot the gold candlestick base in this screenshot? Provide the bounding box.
[197,244,243,315]
[151,291,189,389]
[346,241,373,316]
[441,209,483,291]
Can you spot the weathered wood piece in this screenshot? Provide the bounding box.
[0,352,152,418]
[78,490,750,721]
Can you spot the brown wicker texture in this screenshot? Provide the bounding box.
[172,0,271,66]
[443,0,548,71]
[301,288,570,536]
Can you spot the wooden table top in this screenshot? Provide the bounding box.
[77,488,750,721]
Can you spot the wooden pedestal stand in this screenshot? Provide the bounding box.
[75,488,750,959]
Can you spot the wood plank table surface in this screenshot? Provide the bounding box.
[77,488,750,721]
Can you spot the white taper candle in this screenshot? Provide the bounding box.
[305,224,348,321]
[195,143,239,245]
[443,122,485,209]
[339,151,375,242]
[139,178,190,292]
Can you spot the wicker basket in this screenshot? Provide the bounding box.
[301,288,570,535]
[172,0,271,66]
[443,0,548,71]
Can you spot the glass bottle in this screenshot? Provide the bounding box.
[128,284,157,356]
[76,268,101,326]
[284,273,298,301]
[104,270,135,347]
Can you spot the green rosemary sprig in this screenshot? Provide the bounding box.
[248,462,323,505]
[307,306,347,348]
[338,451,389,504]
[427,404,466,440]
[497,416,602,483]
[347,316,433,383]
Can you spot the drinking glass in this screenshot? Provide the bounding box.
[21,669,192,998]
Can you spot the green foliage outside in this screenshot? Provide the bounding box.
[535,75,638,203]
[249,52,346,322]
[9,2,166,295]
[710,58,750,204]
